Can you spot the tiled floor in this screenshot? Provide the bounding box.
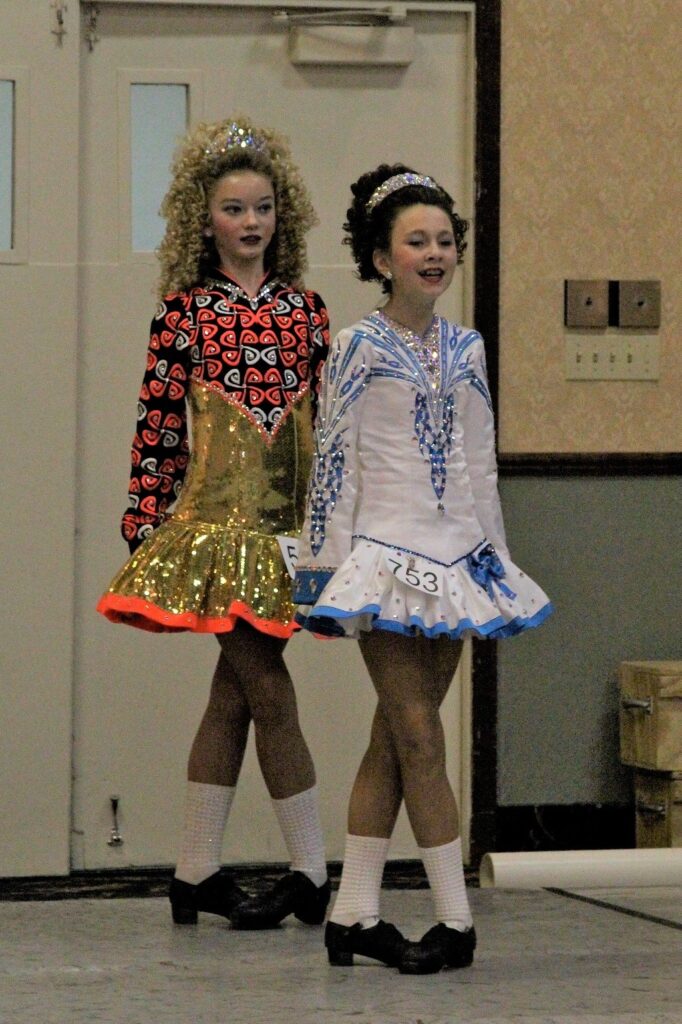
[1,886,681,1024]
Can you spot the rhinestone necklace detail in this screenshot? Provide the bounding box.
[376,309,442,391]
[205,276,279,310]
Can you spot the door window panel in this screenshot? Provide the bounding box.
[0,80,15,250]
[130,83,188,251]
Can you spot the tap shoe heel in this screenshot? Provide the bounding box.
[325,919,411,967]
[229,871,331,930]
[169,869,247,925]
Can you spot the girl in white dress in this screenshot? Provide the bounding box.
[295,164,553,973]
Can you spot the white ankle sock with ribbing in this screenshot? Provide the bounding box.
[174,781,235,886]
[330,834,391,928]
[419,836,473,931]
[272,785,327,888]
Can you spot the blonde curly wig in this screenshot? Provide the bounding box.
[156,116,317,297]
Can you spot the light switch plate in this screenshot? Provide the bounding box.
[566,334,659,380]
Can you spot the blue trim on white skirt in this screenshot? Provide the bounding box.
[297,600,554,640]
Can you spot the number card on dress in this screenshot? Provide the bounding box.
[277,536,299,580]
[384,551,444,596]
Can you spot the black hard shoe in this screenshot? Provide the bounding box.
[169,869,248,925]
[229,871,331,930]
[325,919,411,967]
[398,923,476,974]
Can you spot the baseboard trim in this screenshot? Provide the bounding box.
[499,453,682,476]
[0,859,478,902]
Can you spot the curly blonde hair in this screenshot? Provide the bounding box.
[157,116,317,297]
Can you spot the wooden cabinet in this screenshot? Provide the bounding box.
[619,661,682,771]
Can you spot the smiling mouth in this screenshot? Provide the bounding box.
[419,268,444,280]
[241,235,262,244]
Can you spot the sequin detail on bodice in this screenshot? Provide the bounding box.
[170,380,314,534]
[375,310,442,391]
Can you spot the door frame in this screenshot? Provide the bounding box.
[470,0,501,866]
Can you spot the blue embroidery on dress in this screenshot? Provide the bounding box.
[308,331,369,556]
[322,334,368,429]
[352,533,467,568]
[414,392,455,500]
[365,316,440,389]
[308,432,345,556]
[360,317,491,505]
[309,319,493,547]
[445,324,493,411]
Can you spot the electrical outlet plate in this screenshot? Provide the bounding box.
[565,334,659,380]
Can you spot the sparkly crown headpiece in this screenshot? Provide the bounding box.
[365,172,440,214]
[204,122,270,163]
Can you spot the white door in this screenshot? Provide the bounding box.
[74,0,475,869]
[0,1,80,876]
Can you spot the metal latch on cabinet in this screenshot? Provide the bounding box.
[635,801,666,818]
[621,697,653,715]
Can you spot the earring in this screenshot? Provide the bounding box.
[202,227,213,238]
[384,271,392,281]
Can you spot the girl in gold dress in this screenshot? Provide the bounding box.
[98,117,330,929]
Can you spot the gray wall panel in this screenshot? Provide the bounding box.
[497,476,682,806]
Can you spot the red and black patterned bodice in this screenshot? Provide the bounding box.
[122,272,329,549]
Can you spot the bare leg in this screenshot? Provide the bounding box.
[173,620,324,923]
[346,706,401,837]
[217,620,315,799]
[359,631,463,847]
[329,633,462,931]
[188,650,251,786]
[173,649,251,890]
[214,621,328,928]
[352,633,462,843]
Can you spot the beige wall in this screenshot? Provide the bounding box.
[499,0,681,454]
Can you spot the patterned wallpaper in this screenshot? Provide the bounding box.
[498,0,681,453]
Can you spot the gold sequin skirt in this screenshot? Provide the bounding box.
[98,381,313,636]
[97,516,297,636]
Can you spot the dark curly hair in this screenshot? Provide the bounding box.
[343,163,468,294]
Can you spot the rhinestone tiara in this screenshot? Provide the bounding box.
[365,172,440,213]
[204,122,269,161]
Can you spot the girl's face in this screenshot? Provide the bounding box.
[374,204,457,306]
[206,170,276,274]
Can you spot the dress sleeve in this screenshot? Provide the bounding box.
[304,290,330,424]
[459,331,508,556]
[121,293,195,552]
[294,325,372,601]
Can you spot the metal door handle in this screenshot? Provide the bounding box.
[108,794,124,846]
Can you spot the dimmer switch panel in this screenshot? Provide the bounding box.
[617,280,661,328]
[564,280,609,328]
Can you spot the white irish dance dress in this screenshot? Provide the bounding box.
[294,311,553,640]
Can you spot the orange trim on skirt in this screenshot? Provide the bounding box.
[96,593,299,638]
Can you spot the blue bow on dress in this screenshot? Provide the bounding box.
[466,544,517,600]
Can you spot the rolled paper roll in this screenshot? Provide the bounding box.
[479,848,682,889]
